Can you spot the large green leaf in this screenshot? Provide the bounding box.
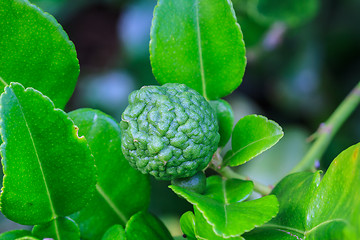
[0,0,79,109]
[306,143,360,239]
[125,211,173,240]
[270,172,320,230]
[0,83,96,225]
[68,109,151,240]
[244,142,360,239]
[150,0,246,100]
[224,114,283,167]
[171,176,279,238]
[32,217,80,240]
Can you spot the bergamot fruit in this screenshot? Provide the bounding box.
[120,83,220,180]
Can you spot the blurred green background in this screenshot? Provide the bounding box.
[1,0,359,236]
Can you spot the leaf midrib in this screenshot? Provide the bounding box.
[96,184,127,225]
[12,88,60,240]
[194,0,208,100]
[227,134,283,162]
[87,113,128,226]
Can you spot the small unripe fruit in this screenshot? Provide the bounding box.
[120,83,220,180]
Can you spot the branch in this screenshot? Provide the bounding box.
[291,81,360,173]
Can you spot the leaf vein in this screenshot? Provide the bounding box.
[304,219,349,236]
[195,0,208,100]
[12,89,58,234]
[228,134,282,162]
[96,184,128,225]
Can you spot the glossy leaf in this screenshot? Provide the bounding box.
[68,109,151,240]
[180,209,244,239]
[170,176,279,238]
[270,172,320,230]
[0,83,96,225]
[194,208,243,240]
[180,211,196,240]
[306,143,360,239]
[210,100,234,147]
[0,230,32,240]
[0,0,79,109]
[101,225,126,240]
[150,0,246,100]
[224,114,283,167]
[248,0,319,27]
[32,217,80,240]
[125,211,173,240]
[205,176,253,204]
[245,143,360,239]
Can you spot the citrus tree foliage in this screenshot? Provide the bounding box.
[0,0,359,240]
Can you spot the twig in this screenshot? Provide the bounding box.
[291,81,360,173]
[210,150,272,195]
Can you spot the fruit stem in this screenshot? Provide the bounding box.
[210,148,272,195]
[291,81,360,173]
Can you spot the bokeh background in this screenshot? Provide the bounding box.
[1,0,359,236]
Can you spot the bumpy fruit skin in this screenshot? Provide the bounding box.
[120,83,220,180]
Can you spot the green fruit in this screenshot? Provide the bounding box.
[171,171,207,194]
[120,83,220,180]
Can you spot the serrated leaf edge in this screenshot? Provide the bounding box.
[226,114,284,166]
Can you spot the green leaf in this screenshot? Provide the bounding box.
[205,176,253,203]
[270,172,320,230]
[306,143,360,239]
[32,217,80,240]
[0,230,32,240]
[244,143,360,239]
[225,114,283,167]
[125,211,173,240]
[180,211,196,240]
[194,208,244,240]
[0,0,79,109]
[101,225,126,240]
[170,176,279,238]
[68,109,151,240]
[248,0,319,27]
[0,83,96,225]
[150,0,246,100]
[210,100,234,147]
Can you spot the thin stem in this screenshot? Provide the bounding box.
[210,148,273,195]
[291,81,360,173]
[216,166,272,196]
